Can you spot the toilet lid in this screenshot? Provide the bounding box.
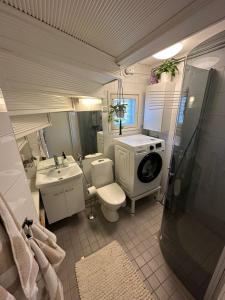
[97,183,126,205]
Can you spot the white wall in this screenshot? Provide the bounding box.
[145,61,185,194]
[99,64,151,159]
[0,89,38,225]
[103,63,151,135]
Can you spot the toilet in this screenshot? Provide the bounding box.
[91,158,126,222]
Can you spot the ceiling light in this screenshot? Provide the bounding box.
[153,43,183,60]
[79,98,102,105]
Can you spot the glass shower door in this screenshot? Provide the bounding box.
[160,64,225,299]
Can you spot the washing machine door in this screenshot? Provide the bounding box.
[137,152,162,183]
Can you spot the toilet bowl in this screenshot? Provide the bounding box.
[91,158,126,222]
[97,182,126,222]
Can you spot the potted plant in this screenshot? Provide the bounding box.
[108,103,127,122]
[108,103,127,135]
[154,59,179,82]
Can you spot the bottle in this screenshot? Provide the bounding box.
[62,152,69,167]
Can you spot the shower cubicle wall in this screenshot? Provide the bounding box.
[160,31,225,300]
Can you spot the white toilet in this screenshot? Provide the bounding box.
[91,158,126,222]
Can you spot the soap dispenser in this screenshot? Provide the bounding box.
[62,151,69,167]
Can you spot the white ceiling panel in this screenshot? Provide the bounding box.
[0,51,103,96]
[140,19,225,66]
[2,0,196,57]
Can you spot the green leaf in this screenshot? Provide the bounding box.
[154,59,179,79]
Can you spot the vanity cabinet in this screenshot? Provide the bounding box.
[40,176,84,224]
[63,179,85,216]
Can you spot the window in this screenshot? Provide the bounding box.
[110,94,138,129]
[177,95,187,125]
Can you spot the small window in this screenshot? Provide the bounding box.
[177,95,187,125]
[110,94,138,129]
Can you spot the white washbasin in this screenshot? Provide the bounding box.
[37,155,75,171]
[36,163,83,189]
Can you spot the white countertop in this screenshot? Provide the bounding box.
[114,134,163,147]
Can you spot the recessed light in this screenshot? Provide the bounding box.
[153,43,183,60]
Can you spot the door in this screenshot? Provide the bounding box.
[137,152,162,183]
[41,185,67,224]
[64,178,85,216]
[160,64,225,299]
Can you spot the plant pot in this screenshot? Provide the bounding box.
[160,72,171,83]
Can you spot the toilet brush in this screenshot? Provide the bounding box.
[87,196,96,220]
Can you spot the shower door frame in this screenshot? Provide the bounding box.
[204,247,225,300]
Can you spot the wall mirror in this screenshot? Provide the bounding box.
[42,110,102,159]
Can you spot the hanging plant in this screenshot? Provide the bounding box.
[108,79,127,135]
[108,103,127,122]
[154,59,179,80]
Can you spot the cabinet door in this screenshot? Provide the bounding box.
[115,145,130,188]
[41,186,67,224]
[64,178,85,216]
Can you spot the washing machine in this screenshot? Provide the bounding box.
[114,134,165,213]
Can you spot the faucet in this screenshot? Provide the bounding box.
[77,153,83,168]
[53,155,60,169]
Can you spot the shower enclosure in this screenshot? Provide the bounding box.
[160,31,225,300]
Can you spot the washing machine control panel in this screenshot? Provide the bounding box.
[149,143,162,151]
[135,146,148,154]
[156,142,162,148]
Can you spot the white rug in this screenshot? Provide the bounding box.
[75,241,153,300]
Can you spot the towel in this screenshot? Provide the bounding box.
[27,223,65,271]
[0,286,16,300]
[25,223,65,299]
[0,193,39,299]
[0,193,65,300]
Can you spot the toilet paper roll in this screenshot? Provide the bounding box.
[87,186,97,196]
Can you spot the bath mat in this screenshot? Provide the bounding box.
[75,241,153,300]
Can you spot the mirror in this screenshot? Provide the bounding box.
[43,111,102,159]
[75,111,102,156]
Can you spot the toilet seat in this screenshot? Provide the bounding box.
[97,183,126,206]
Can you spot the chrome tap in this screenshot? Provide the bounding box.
[53,155,60,169]
[77,153,83,168]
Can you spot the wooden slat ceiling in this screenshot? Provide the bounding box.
[1,0,196,58]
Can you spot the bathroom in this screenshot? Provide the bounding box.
[1,1,225,300]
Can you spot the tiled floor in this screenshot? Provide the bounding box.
[50,197,194,300]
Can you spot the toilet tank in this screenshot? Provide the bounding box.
[82,153,104,184]
[91,158,114,188]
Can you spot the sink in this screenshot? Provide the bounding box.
[36,162,83,189]
[37,155,75,171]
